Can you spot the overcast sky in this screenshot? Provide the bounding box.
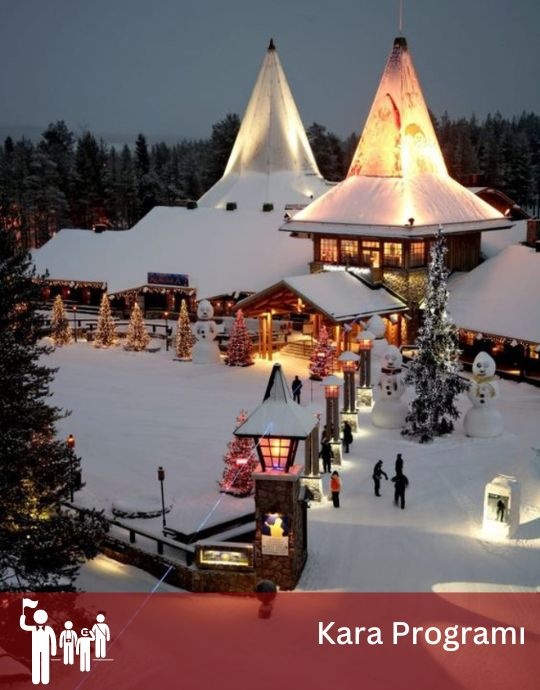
[1,0,539,143]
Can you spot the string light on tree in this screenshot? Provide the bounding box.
[50,294,72,346]
[309,324,335,380]
[219,410,257,497]
[126,302,150,351]
[94,293,117,348]
[226,309,254,366]
[175,299,194,361]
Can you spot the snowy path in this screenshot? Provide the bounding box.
[46,342,540,592]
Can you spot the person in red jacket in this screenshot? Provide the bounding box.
[330,471,342,508]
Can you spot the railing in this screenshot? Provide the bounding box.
[108,519,195,566]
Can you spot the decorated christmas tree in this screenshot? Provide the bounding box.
[226,309,253,366]
[0,233,106,590]
[50,294,72,346]
[175,299,193,361]
[126,302,150,351]
[309,324,335,380]
[94,293,117,348]
[219,410,257,497]
[402,228,467,443]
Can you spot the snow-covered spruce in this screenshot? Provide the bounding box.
[175,299,194,361]
[94,293,117,348]
[219,411,257,496]
[309,324,336,380]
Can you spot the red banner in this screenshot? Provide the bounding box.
[1,593,538,689]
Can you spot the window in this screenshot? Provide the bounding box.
[361,241,380,268]
[409,241,425,267]
[320,238,338,263]
[340,239,358,264]
[383,242,403,267]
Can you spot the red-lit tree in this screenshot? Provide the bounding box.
[226,309,253,366]
[219,410,257,497]
[309,324,335,380]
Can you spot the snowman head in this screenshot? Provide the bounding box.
[472,351,495,378]
[382,345,403,371]
[197,299,214,321]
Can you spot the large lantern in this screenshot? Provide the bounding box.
[356,329,375,388]
[338,351,360,414]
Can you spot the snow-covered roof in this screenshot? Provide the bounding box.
[281,36,510,236]
[481,219,528,259]
[32,206,313,300]
[448,244,540,343]
[198,39,329,210]
[237,270,407,322]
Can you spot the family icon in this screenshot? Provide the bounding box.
[19,598,111,685]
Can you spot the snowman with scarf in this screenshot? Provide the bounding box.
[192,299,221,364]
[371,345,407,429]
[464,351,503,438]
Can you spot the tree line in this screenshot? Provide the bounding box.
[1,111,538,249]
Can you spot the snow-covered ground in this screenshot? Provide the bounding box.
[46,340,540,592]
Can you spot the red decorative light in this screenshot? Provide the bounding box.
[324,385,340,399]
[257,437,297,472]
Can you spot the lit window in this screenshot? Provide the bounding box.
[383,242,403,267]
[409,241,425,267]
[320,238,338,263]
[340,239,358,264]
[361,241,380,268]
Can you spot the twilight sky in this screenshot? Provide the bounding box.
[1,0,539,143]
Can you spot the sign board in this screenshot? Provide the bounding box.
[147,272,189,287]
[261,513,290,556]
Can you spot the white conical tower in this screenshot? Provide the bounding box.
[199,39,329,210]
[287,37,509,233]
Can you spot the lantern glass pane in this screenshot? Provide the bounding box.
[259,437,291,470]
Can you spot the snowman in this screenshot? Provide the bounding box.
[192,299,221,364]
[464,351,503,438]
[371,345,407,429]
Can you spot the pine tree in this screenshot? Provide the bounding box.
[226,309,253,366]
[309,324,335,380]
[126,302,149,351]
[0,234,106,590]
[50,294,72,346]
[402,229,467,443]
[94,294,116,348]
[175,299,193,361]
[219,411,257,497]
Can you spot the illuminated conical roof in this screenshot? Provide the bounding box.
[199,39,329,210]
[285,37,510,236]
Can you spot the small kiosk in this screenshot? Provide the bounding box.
[483,474,521,538]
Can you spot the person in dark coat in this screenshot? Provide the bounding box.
[342,421,353,453]
[395,453,404,474]
[291,375,303,404]
[319,438,334,473]
[372,460,388,497]
[391,470,409,509]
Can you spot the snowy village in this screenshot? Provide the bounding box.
[1,5,540,607]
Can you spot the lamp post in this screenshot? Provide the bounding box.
[321,374,343,465]
[357,329,375,406]
[66,434,76,502]
[164,311,169,351]
[157,466,167,528]
[338,351,360,432]
[72,305,78,343]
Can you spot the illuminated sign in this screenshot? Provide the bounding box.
[147,273,189,287]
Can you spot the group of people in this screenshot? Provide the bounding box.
[372,454,409,509]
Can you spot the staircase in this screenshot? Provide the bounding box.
[280,339,314,360]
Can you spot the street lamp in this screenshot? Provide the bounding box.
[164,312,169,351]
[66,434,76,502]
[321,375,343,445]
[357,329,375,388]
[338,351,360,414]
[157,466,167,528]
[234,363,316,473]
[72,305,78,343]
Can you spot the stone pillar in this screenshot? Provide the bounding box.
[253,465,307,590]
[302,425,322,501]
[326,395,342,466]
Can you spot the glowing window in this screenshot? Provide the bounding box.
[259,437,292,470]
[361,241,381,268]
[383,242,403,267]
[340,239,358,264]
[320,238,338,263]
[409,241,425,267]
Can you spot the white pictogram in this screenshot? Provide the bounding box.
[19,598,112,685]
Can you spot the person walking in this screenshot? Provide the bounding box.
[330,471,342,508]
[391,469,409,509]
[342,421,353,453]
[372,460,388,497]
[320,437,334,473]
[395,453,404,474]
[291,375,303,404]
